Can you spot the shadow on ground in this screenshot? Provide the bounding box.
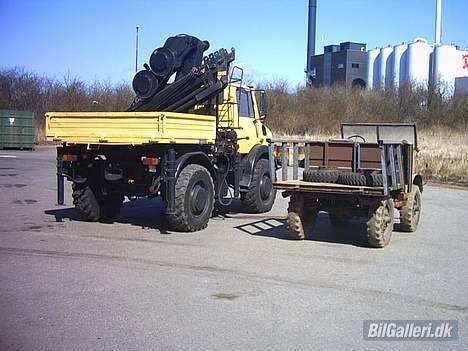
[44,197,169,233]
[45,198,400,248]
[235,212,388,248]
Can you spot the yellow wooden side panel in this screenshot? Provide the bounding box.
[46,112,216,145]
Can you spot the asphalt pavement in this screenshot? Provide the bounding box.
[0,146,467,350]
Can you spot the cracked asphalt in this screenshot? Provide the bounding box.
[0,146,467,350]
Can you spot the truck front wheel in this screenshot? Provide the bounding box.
[242,159,276,213]
[166,164,214,232]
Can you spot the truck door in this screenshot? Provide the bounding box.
[236,88,265,154]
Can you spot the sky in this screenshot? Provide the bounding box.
[1,0,466,87]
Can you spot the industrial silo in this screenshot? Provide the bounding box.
[392,43,408,88]
[377,46,393,89]
[433,44,458,95]
[407,39,432,87]
[366,48,380,89]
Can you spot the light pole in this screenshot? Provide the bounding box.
[135,25,141,72]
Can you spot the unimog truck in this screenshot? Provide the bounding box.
[47,35,276,231]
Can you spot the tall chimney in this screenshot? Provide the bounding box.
[306,0,317,84]
[435,0,442,45]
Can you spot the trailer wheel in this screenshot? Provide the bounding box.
[242,159,276,213]
[287,194,318,240]
[166,164,214,232]
[72,183,101,221]
[366,199,394,248]
[399,187,421,232]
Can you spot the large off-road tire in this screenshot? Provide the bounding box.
[366,199,395,248]
[72,183,101,221]
[287,194,318,240]
[242,159,276,213]
[368,173,384,187]
[72,183,124,221]
[100,192,124,221]
[328,210,352,226]
[399,187,421,232]
[166,164,214,232]
[303,169,339,183]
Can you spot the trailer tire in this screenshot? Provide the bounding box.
[72,183,101,221]
[303,169,339,183]
[287,195,318,240]
[368,174,384,187]
[399,187,421,232]
[366,199,394,248]
[337,173,367,186]
[166,164,214,232]
[242,159,276,213]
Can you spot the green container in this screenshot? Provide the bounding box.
[0,110,35,149]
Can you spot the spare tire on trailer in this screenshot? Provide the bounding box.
[337,172,367,186]
[303,169,339,183]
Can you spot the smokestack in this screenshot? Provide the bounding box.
[306,0,317,83]
[435,0,442,45]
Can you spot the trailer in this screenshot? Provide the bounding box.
[270,123,423,247]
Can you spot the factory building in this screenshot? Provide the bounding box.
[367,39,468,96]
[309,42,368,88]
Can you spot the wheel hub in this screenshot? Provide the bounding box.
[191,184,207,215]
[260,175,272,200]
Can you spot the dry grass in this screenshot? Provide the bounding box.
[418,129,468,184]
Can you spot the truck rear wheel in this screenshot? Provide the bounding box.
[366,199,394,248]
[100,192,124,221]
[72,183,123,221]
[242,159,276,213]
[166,164,214,232]
[399,187,421,232]
[72,183,101,221]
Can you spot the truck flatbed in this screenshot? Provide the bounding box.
[46,111,216,145]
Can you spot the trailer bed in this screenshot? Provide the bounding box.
[273,180,385,196]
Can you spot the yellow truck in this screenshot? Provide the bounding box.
[47,35,276,231]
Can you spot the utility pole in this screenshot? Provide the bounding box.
[135,25,141,72]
